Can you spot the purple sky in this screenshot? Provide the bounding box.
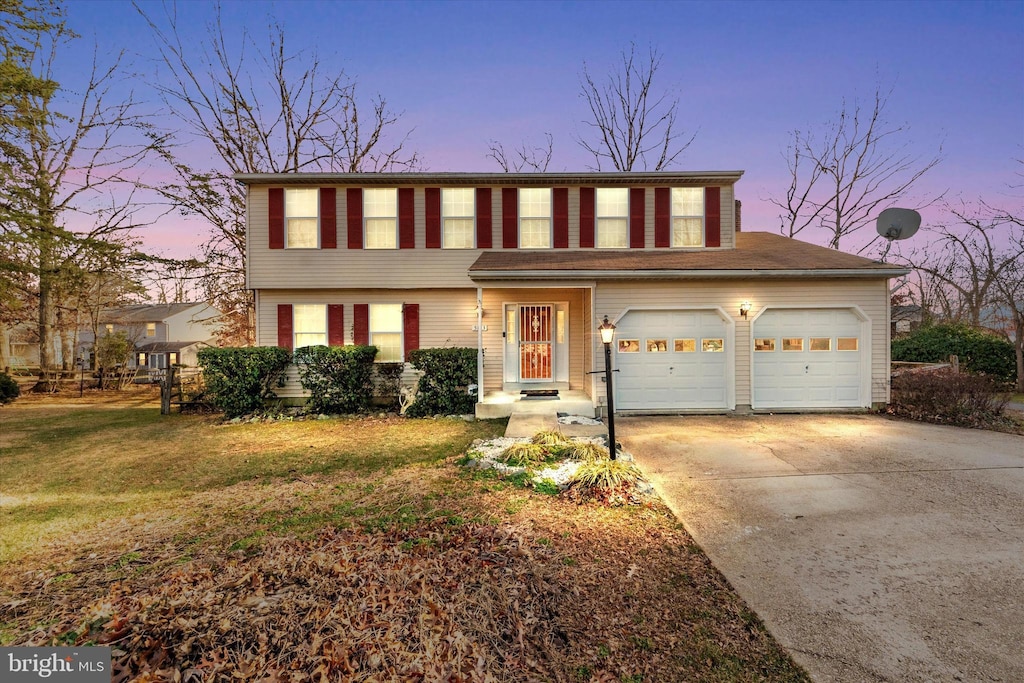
[62,0,1023,258]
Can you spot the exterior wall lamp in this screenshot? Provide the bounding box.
[598,316,618,460]
[739,301,752,319]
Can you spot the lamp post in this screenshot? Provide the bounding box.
[598,316,617,460]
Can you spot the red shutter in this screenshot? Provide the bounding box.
[579,187,595,248]
[654,187,670,248]
[425,187,441,248]
[553,187,569,248]
[629,188,645,248]
[320,187,337,249]
[502,187,518,248]
[354,304,369,346]
[277,304,293,350]
[327,304,344,346]
[705,186,721,247]
[399,187,415,249]
[476,188,492,248]
[269,188,284,249]
[347,188,363,249]
[403,303,419,362]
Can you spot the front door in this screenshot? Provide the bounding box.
[519,304,553,381]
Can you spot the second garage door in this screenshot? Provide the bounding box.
[615,309,730,410]
[752,308,865,409]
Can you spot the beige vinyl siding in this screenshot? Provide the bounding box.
[718,185,736,249]
[479,287,590,396]
[594,278,890,406]
[257,288,477,398]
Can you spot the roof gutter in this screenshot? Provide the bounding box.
[469,267,910,280]
[232,171,745,186]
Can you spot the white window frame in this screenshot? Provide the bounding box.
[518,188,552,249]
[364,188,398,249]
[442,188,475,249]
[596,188,629,248]
[293,304,327,349]
[671,187,704,248]
[370,304,403,363]
[285,187,320,249]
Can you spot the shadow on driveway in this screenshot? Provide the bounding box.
[619,413,1024,683]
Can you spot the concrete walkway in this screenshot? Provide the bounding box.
[619,414,1024,683]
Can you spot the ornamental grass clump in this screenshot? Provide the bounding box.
[499,442,549,468]
[568,458,643,491]
[561,441,608,462]
[531,430,569,446]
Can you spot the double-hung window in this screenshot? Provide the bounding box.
[672,187,704,247]
[145,323,156,337]
[370,304,403,362]
[364,188,398,249]
[596,188,629,248]
[443,188,475,248]
[285,188,319,248]
[519,188,551,249]
[293,304,327,348]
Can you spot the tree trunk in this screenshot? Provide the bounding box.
[1016,317,1024,394]
[0,325,11,372]
[33,264,59,392]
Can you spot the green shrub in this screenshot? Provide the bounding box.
[889,369,1011,428]
[405,347,477,417]
[373,362,405,410]
[892,323,1014,381]
[293,345,378,415]
[0,372,21,405]
[197,347,292,418]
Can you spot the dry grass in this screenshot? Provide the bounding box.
[0,389,808,682]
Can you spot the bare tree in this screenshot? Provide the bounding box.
[1,7,165,386]
[139,3,420,344]
[487,133,553,172]
[575,42,694,171]
[771,84,942,252]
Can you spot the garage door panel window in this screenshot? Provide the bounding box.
[754,338,775,351]
[646,339,668,352]
[701,338,724,352]
[674,338,696,352]
[782,338,803,351]
[810,337,831,351]
[838,337,858,351]
[617,339,640,353]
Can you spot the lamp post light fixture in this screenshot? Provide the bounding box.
[598,316,618,460]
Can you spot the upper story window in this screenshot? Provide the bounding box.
[293,304,327,348]
[364,188,398,249]
[443,188,475,249]
[370,304,403,362]
[672,187,704,247]
[519,188,551,249]
[596,188,629,248]
[145,323,156,337]
[285,188,319,248]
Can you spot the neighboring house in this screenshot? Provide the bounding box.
[236,172,908,417]
[79,303,224,373]
[891,304,924,338]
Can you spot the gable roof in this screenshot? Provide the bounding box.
[469,232,908,280]
[100,303,211,323]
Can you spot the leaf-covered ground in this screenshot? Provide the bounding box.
[1,390,808,682]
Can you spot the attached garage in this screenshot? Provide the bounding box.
[751,307,868,409]
[614,308,733,411]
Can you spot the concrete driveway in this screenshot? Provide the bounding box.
[618,414,1024,682]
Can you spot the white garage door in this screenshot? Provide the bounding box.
[752,308,864,409]
[615,309,729,410]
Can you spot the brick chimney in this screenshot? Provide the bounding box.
[734,199,742,232]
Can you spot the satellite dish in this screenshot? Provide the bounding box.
[876,208,921,241]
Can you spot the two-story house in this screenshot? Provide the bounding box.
[79,302,223,373]
[237,172,906,417]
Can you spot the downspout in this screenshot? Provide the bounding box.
[476,286,484,406]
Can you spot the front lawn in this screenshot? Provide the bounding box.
[0,388,808,681]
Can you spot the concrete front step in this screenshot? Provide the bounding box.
[475,390,596,420]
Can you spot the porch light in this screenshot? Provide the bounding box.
[739,301,752,319]
[598,316,618,460]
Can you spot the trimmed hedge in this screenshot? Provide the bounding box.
[294,345,378,414]
[197,347,292,418]
[892,323,1015,382]
[0,372,20,406]
[405,347,477,417]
